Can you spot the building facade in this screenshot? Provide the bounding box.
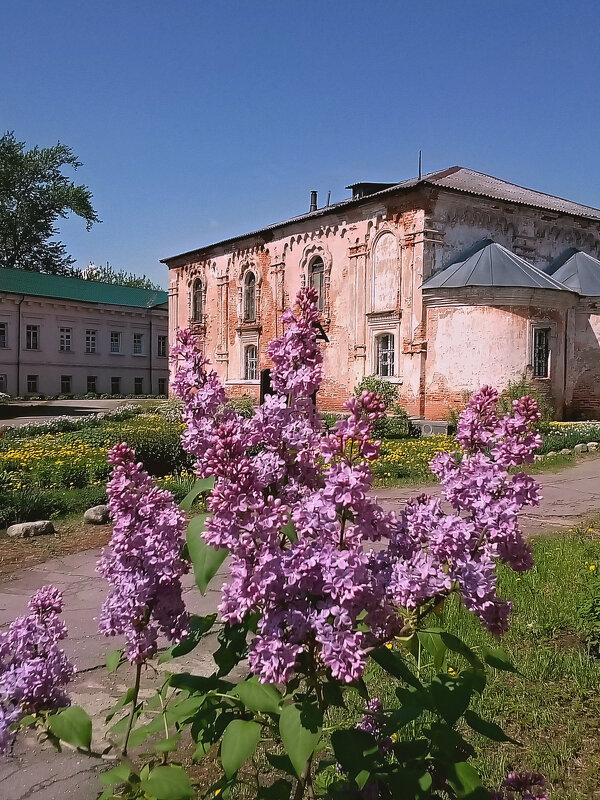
[163,167,600,419]
[0,268,169,397]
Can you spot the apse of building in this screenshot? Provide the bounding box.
[162,167,600,420]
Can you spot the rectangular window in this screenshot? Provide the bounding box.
[26,325,39,350]
[158,377,167,396]
[0,374,7,393]
[87,376,97,394]
[377,334,395,377]
[134,377,144,395]
[111,377,121,395]
[110,331,121,354]
[59,327,72,352]
[26,374,38,393]
[60,375,72,394]
[85,329,97,354]
[133,333,143,355]
[244,344,258,381]
[0,323,7,349]
[533,328,550,378]
[157,335,168,358]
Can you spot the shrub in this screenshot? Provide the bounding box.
[320,411,345,430]
[498,377,554,424]
[372,405,416,439]
[226,395,255,418]
[354,374,398,409]
[0,485,108,528]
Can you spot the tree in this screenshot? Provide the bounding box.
[77,261,163,291]
[0,131,100,274]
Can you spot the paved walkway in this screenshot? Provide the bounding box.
[1,456,600,799]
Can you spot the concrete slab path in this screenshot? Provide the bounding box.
[1,455,599,799]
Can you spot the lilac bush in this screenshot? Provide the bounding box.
[0,585,74,752]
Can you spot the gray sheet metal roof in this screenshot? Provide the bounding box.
[422,239,572,291]
[162,166,600,263]
[545,248,600,296]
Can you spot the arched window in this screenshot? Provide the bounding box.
[244,344,258,381]
[192,279,204,321]
[244,272,256,321]
[309,257,325,312]
[376,333,395,377]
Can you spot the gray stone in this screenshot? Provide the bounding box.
[574,443,588,454]
[560,448,572,455]
[534,454,544,462]
[83,504,110,524]
[7,520,55,538]
[587,441,599,451]
[546,451,558,457]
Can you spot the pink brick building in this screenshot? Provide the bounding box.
[163,167,600,419]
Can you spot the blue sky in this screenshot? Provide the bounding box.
[2,0,600,287]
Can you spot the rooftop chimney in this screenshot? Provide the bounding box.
[309,190,318,212]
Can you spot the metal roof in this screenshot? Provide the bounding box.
[421,239,572,291]
[0,268,168,308]
[545,248,600,296]
[162,166,600,264]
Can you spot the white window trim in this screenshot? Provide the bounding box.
[368,319,402,383]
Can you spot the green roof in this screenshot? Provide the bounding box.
[0,267,167,308]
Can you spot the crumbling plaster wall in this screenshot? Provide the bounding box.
[569,300,600,418]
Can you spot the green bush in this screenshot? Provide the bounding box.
[498,377,554,424]
[0,485,108,528]
[320,411,345,430]
[227,395,255,419]
[373,407,417,439]
[354,375,398,409]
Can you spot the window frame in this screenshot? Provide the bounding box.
[26,374,38,393]
[376,332,395,378]
[192,278,204,322]
[87,376,97,394]
[158,377,168,396]
[110,376,121,395]
[59,327,72,352]
[157,335,168,358]
[0,374,7,393]
[532,326,551,379]
[110,331,122,354]
[134,377,144,395]
[25,325,40,351]
[244,343,258,381]
[133,333,144,356]
[60,375,72,394]
[85,329,97,354]
[0,322,7,349]
[309,256,325,312]
[243,271,257,322]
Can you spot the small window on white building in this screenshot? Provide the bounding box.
[87,376,97,394]
[243,272,256,322]
[110,331,121,354]
[60,375,72,394]
[157,335,168,358]
[26,325,39,350]
[244,344,258,381]
[309,257,325,312]
[59,327,72,352]
[0,323,7,349]
[533,328,550,378]
[0,374,7,393]
[376,333,395,377]
[134,377,144,395]
[158,377,167,396]
[85,329,97,354]
[111,376,121,395]
[27,374,38,393]
[192,279,204,321]
[133,333,143,355]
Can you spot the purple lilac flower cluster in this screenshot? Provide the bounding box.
[173,287,541,683]
[98,444,189,663]
[0,586,74,753]
[492,772,549,800]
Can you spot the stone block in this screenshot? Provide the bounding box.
[83,505,110,525]
[560,448,572,455]
[574,443,588,454]
[7,520,55,538]
[588,442,599,451]
[546,451,558,457]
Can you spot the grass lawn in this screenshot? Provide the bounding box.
[361,522,600,799]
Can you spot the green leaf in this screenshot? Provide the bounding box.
[446,761,489,799]
[233,677,282,714]
[106,649,123,672]
[159,614,217,663]
[266,752,296,776]
[105,687,136,722]
[127,723,151,747]
[214,622,249,676]
[179,477,215,511]
[331,729,379,786]
[140,765,194,800]
[464,710,520,744]
[280,520,298,543]
[186,515,228,594]
[220,719,261,778]
[279,701,322,778]
[421,629,484,670]
[98,764,131,786]
[322,681,345,708]
[154,734,182,753]
[418,630,447,671]
[258,778,293,799]
[481,645,518,673]
[371,646,423,690]
[429,674,473,725]
[48,706,92,750]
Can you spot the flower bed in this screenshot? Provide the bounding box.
[373,434,459,482]
[539,421,600,453]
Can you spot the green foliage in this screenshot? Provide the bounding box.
[498,377,554,425]
[373,406,416,439]
[0,131,100,274]
[227,395,256,419]
[75,261,163,291]
[0,485,107,527]
[354,375,399,409]
[320,411,345,431]
[48,706,92,750]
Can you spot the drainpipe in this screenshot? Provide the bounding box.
[16,295,24,397]
[149,311,153,395]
